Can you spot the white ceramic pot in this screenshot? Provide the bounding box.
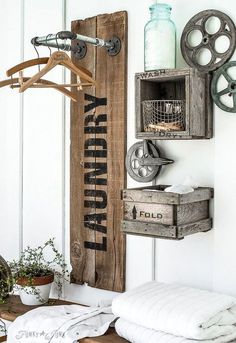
[17,274,54,306]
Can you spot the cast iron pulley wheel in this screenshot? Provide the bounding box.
[126,141,161,182]
[181,10,236,72]
[211,61,236,113]
[125,140,174,183]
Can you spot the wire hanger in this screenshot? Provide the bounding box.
[32,38,41,72]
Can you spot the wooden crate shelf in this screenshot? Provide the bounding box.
[135,68,213,140]
[121,218,212,240]
[121,185,214,240]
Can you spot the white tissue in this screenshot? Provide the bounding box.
[164,184,194,194]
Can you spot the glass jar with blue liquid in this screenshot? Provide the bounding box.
[144,2,176,71]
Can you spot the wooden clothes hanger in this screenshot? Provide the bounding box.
[6,56,92,79]
[16,51,95,93]
[1,51,95,101]
[0,77,78,102]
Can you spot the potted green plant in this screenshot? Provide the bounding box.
[8,238,68,306]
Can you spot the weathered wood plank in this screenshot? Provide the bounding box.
[81,329,128,343]
[121,220,178,239]
[136,69,191,80]
[94,11,127,292]
[124,201,174,225]
[179,188,214,204]
[121,218,212,240]
[70,11,127,292]
[177,201,209,225]
[205,73,213,138]
[0,332,127,343]
[177,218,212,238]
[185,74,190,135]
[122,186,213,205]
[124,200,209,225]
[189,69,206,137]
[0,295,77,322]
[70,17,97,286]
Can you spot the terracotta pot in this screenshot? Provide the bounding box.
[16,273,54,286]
[17,273,54,306]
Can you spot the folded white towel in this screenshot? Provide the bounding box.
[7,304,116,343]
[112,282,236,341]
[115,318,236,343]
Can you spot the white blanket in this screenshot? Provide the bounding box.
[115,318,236,343]
[7,304,116,343]
[112,282,236,341]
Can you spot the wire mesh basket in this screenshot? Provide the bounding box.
[142,100,185,132]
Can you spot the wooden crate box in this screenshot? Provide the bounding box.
[121,185,214,240]
[135,68,213,140]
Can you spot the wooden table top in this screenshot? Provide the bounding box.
[0,295,127,343]
[0,295,74,321]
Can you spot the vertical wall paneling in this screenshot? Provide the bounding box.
[61,0,67,298]
[213,80,236,295]
[22,0,64,253]
[19,0,25,255]
[61,0,67,261]
[0,1,21,260]
[152,239,156,281]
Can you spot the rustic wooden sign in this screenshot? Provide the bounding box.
[70,11,127,292]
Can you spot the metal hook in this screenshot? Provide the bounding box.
[46,34,53,56]
[33,43,41,72]
[55,33,60,51]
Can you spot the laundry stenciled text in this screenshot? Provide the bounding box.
[83,94,108,252]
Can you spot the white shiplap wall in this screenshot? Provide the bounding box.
[0,0,22,260]
[1,0,236,307]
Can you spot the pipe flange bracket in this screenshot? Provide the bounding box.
[106,36,121,56]
[72,40,87,59]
